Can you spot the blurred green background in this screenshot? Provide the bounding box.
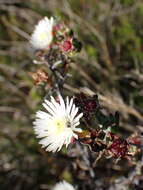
[0,0,143,189]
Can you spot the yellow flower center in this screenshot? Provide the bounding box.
[54,118,67,134]
[39,32,47,40]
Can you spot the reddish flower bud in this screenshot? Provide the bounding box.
[29,69,50,85]
[70,137,75,144]
[74,93,99,123]
[108,138,129,157]
[61,40,73,52]
[53,24,61,31]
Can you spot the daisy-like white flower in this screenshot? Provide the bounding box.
[52,181,76,190]
[30,17,54,49]
[33,95,83,152]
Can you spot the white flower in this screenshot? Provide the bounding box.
[52,181,76,190]
[30,17,54,49]
[33,95,83,152]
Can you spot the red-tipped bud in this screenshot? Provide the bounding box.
[61,39,73,52]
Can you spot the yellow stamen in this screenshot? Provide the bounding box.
[39,32,47,40]
[54,118,67,134]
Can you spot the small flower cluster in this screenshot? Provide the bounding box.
[30,17,82,96]
[30,17,81,54]
[78,128,141,159]
[74,93,141,160]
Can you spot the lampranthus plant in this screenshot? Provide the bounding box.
[30,17,142,161]
[33,95,83,152]
[30,17,54,49]
[52,181,76,190]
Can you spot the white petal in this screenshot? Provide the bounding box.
[73,113,83,124]
[58,95,66,111]
[70,106,78,120]
[67,98,73,115]
[42,103,56,116]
